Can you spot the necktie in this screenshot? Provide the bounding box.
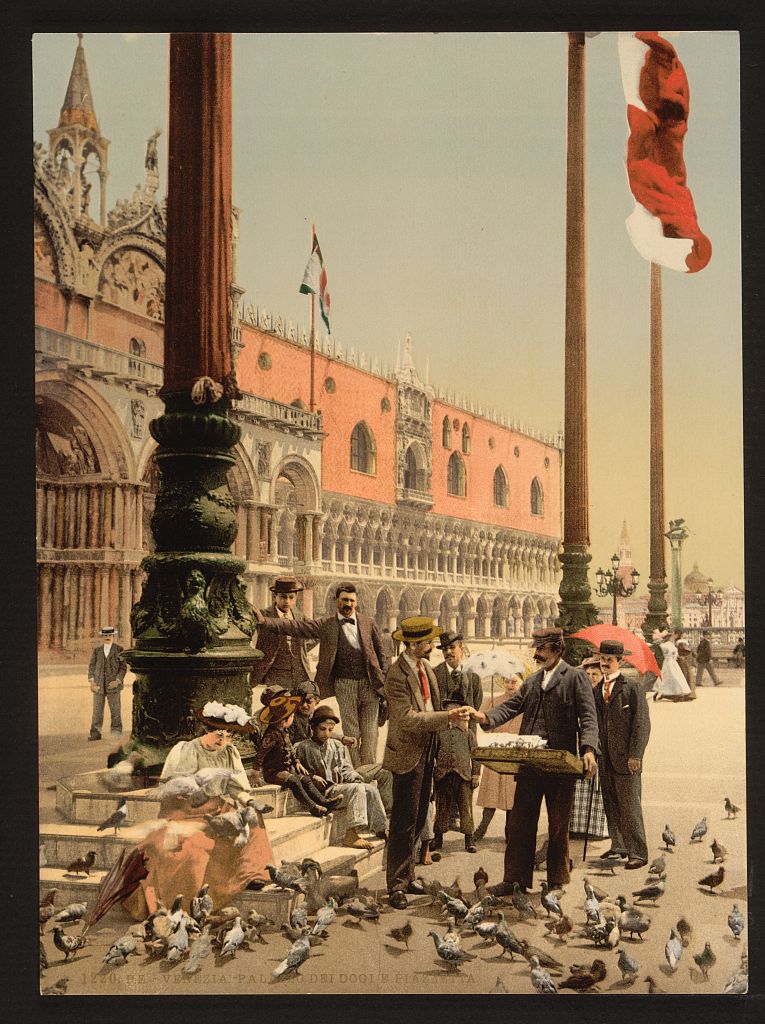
[342,618,356,626]
[417,660,430,703]
[603,680,613,702]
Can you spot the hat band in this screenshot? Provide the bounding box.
[401,624,438,641]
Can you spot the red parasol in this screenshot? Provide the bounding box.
[571,624,661,677]
[82,848,148,935]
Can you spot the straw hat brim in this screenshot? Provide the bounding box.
[392,624,444,644]
[257,693,303,726]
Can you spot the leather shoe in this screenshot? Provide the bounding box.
[389,890,408,910]
[464,836,477,853]
[406,880,426,895]
[603,849,626,859]
[625,858,648,870]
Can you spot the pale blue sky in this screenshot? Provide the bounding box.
[32,31,743,589]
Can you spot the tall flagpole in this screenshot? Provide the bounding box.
[309,225,317,412]
[642,261,669,638]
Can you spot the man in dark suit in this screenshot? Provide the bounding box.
[255,582,388,767]
[471,627,599,894]
[87,625,126,740]
[251,575,317,695]
[382,617,474,909]
[432,630,483,853]
[595,639,651,869]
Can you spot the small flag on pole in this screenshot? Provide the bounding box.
[618,31,712,273]
[300,231,331,332]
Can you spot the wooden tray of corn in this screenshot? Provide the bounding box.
[473,746,583,776]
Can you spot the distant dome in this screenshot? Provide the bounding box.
[684,562,708,594]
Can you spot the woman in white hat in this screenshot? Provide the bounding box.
[651,630,692,702]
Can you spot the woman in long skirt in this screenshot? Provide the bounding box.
[651,630,692,702]
[473,673,523,844]
[569,657,609,840]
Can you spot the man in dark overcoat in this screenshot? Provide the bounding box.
[595,639,651,869]
[87,625,126,740]
[252,575,317,695]
[471,627,599,893]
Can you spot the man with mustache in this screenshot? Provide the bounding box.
[470,628,599,894]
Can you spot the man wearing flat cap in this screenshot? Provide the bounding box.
[252,576,318,697]
[383,617,475,908]
[470,627,599,894]
[594,639,651,869]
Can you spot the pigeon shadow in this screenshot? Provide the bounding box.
[57,953,90,966]
[658,964,679,978]
[607,978,637,991]
[696,888,721,898]
[720,885,747,900]
[723,934,745,948]
[383,944,411,957]
[688,967,710,986]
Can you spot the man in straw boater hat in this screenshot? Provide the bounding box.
[252,575,318,697]
[382,616,475,909]
[470,627,599,895]
[594,639,651,869]
[256,582,389,769]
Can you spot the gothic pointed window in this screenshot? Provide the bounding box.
[493,466,508,508]
[447,451,466,497]
[350,421,376,475]
[461,422,471,454]
[442,415,451,448]
[531,477,544,516]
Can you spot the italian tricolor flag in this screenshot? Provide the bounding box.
[300,230,332,332]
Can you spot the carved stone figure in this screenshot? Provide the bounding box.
[131,399,146,438]
[257,441,273,478]
[145,128,161,172]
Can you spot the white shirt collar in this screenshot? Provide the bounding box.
[604,671,620,683]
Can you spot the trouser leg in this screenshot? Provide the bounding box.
[335,678,361,766]
[387,748,434,892]
[611,773,648,861]
[357,763,393,816]
[106,688,123,732]
[357,678,380,767]
[433,775,452,835]
[456,778,474,835]
[328,782,367,829]
[363,783,388,834]
[90,690,105,734]
[473,807,495,841]
[544,777,576,886]
[599,766,627,853]
[502,777,544,890]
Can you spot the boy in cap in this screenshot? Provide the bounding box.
[594,639,651,868]
[470,627,599,894]
[294,706,388,849]
[87,626,126,740]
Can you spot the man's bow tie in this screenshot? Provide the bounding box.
[342,618,356,626]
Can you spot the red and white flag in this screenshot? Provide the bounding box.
[618,31,712,273]
[300,229,332,332]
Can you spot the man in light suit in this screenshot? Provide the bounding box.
[595,639,651,869]
[251,575,317,695]
[471,627,599,894]
[255,582,388,767]
[87,625,126,740]
[382,617,474,909]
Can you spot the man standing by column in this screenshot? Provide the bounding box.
[252,576,317,696]
[696,630,722,687]
[594,640,651,869]
[383,617,474,909]
[255,583,388,766]
[87,625,126,741]
[471,628,598,894]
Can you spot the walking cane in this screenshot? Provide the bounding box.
[581,774,596,862]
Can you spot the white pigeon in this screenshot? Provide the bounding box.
[103,933,140,966]
[53,902,88,924]
[157,775,203,801]
[220,917,245,957]
[529,955,558,994]
[193,766,236,789]
[165,921,190,964]
[311,897,337,935]
[665,927,683,971]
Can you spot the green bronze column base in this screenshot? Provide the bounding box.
[557,543,600,666]
[641,579,669,643]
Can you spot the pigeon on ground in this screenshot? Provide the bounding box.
[645,975,664,994]
[614,898,650,941]
[103,933,140,966]
[647,854,666,877]
[724,797,740,819]
[529,955,558,994]
[290,904,309,930]
[53,902,88,925]
[41,979,69,996]
[584,883,601,924]
[52,926,87,962]
[462,895,496,930]
[519,940,564,972]
[582,917,619,949]
[631,875,665,905]
[169,894,197,931]
[559,958,607,992]
[282,921,320,944]
[438,891,469,921]
[386,919,413,949]
[587,856,618,875]
[582,876,608,901]
[616,946,639,983]
[273,929,311,978]
[346,898,380,924]
[662,824,676,852]
[39,889,58,933]
[540,881,563,918]
[182,926,212,974]
[676,917,692,948]
[207,906,240,937]
[66,851,97,876]
[665,927,683,971]
[245,909,274,942]
[97,799,128,835]
[690,817,708,843]
[266,863,306,893]
[693,942,716,980]
[512,882,538,918]
[544,914,573,942]
[728,904,745,940]
[723,953,748,994]
[475,919,499,942]
[490,976,509,994]
[711,839,727,864]
[312,897,338,936]
[219,917,245,957]
[165,921,190,964]
[493,912,525,960]
[698,865,724,893]
[190,884,213,925]
[428,930,476,969]
[473,866,489,891]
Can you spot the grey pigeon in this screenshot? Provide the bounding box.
[690,816,708,843]
[711,838,727,863]
[266,863,306,893]
[190,884,213,924]
[97,799,128,835]
[632,874,665,904]
[723,953,748,994]
[192,766,236,789]
[52,926,87,962]
[53,902,88,925]
[428,930,476,969]
[169,895,197,932]
[347,897,380,923]
[290,904,309,930]
[156,775,203,802]
[728,904,745,940]
[588,856,618,875]
[617,946,639,983]
[647,854,666,877]
[693,941,716,980]
[493,911,524,959]
[540,881,563,918]
[273,929,310,978]
[529,955,558,994]
[462,895,495,930]
[615,898,650,941]
[220,917,245,957]
[724,797,740,819]
[665,927,683,971]
[102,933,139,966]
[490,976,509,994]
[584,883,601,924]
[582,877,608,901]
[662,824,676,852]
[183,925,212,974]
[312,897,338,936]
[246,909,274,942]
[475,920,498,942]
[165,921,190,963]
[438,891,469,921]
[511,882,538,918]
[519,940,563,971]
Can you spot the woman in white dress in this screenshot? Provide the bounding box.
[652,630,692,701]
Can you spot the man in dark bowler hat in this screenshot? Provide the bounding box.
[255,582,388,767]
[383,616,474,909]
[252,575,318,696]
[87,625,126,740]
[595,639,651,869]
[432,630,483,854]
[470,627,599,894]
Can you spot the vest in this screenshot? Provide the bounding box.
[334,621,367,680]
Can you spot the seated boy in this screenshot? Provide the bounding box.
[295,705,388,849]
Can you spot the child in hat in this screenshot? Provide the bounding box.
[253,688,343,816]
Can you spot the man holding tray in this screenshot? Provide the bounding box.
[470,627,599,894]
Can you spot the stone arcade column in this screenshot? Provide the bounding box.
[123,34,261,763]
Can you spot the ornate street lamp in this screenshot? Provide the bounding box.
[697,577,723,627]
[595,553,641,626]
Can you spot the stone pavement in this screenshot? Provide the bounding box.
[39,667,748,995]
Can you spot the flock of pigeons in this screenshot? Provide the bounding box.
[40,795,748,995]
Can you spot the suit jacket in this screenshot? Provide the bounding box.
[595,673,650,775]
[88,643,126,691]
[382,654,450,775]
[257,612,388,699]
[251,606,316,687]
[433,662,483,781]
[483,659,600,757]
